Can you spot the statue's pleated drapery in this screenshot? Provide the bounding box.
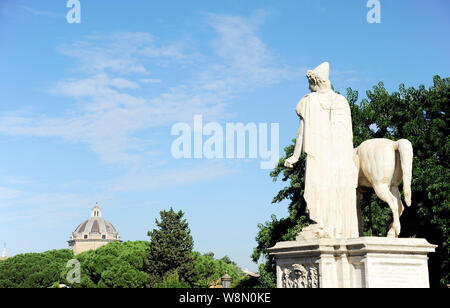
[297,89,359,238]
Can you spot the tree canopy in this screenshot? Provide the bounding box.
[63,240,150,288]
[252,76,449,288]
[192,252,243,288]
[0,249,74,288]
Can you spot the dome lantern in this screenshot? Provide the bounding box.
[91,202,102,217]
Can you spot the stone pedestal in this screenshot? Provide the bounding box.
[268,237,436,288]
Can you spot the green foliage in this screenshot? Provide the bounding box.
[154,271,190,288]
[253,76,449,288]
[63,241,150,288]
[191,252,242,288]
[0,238,246,288]
[220,255,235,265]
[357,77,449,287]
[203,252,215,258]
[233,263,276,288]
[255,263,277,288]
[0,249,74,288]
[145,208,197,287]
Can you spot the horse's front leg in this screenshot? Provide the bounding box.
[356,189,364,236]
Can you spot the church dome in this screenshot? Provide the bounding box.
[73,216,118,236]
[68,203,121,254]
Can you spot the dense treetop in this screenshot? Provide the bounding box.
[0,249,74,288]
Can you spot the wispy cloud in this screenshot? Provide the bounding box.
[0,32,209,164]
[107,163,237,192]
[59,32,193,76]
[140,78,162,84]
[330,68,361,87]
[0,11,297,172]
[199,12,299,93]
[0,192,110,227]
[20,5,62,19]
[0,186,23,200]
[0,175,33,185]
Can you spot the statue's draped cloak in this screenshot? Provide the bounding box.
[297,89,359,238]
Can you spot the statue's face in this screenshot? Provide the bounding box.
[308,79,319,92]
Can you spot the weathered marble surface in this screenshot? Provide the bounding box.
[269,237,437,288]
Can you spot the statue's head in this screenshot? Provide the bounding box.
[306,62,331,92]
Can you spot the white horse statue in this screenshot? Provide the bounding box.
[353,138,413,238]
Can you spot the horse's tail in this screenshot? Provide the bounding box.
[396,139,413,207]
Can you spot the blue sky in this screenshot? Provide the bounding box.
[0,0,448,272]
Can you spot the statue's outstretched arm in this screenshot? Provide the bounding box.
[284,117,304,168]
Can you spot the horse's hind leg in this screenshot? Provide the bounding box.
[373,183,400,238]
[390,186,404,236]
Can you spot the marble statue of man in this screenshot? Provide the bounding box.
[285,62,359,239]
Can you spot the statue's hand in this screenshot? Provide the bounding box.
[284,156,298,168]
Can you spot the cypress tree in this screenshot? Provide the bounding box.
[145,208,197,287]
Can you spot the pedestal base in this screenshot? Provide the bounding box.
[268,237,436,288]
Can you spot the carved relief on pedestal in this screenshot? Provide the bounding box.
[281,263,320,288]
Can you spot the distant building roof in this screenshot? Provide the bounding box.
[240,267,260,277]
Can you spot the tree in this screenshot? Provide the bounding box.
[154,270,190,288]
[191,252,242,288]
[220,255,236,265]
[62,241,150,288]
[0,249,74,288]
[253,76,449,288]
[145,208,197,287]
